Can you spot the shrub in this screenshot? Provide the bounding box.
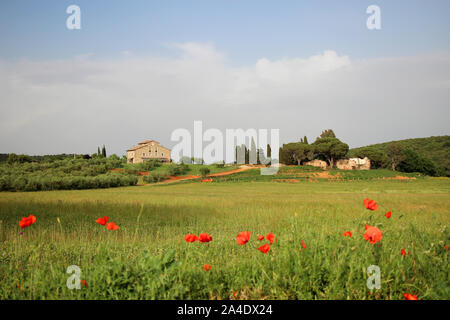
[139,159,161,171]
[167,164,189,176]
[143,172,169,183]
[215,161,225,168]
[199,167,210,177]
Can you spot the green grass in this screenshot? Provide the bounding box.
[0,174,449,300]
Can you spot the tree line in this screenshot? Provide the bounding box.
[279,129,349,168]
[278,129,445,176]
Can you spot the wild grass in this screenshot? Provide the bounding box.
[0,176,448,299]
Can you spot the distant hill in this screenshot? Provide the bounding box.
[350,136,450,176]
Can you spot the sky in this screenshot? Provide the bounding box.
[0,0,449,159]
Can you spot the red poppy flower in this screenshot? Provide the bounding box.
[236,231,250,245]
[96,216,109,225]
[184,234,198,242]
[257,235,264,241]
[19,215,37,229]
[199,233,212,243]
[343,231,352,237]
[403,293,418,300]
[203,264,212,271]
[266,233,275,244]
[445,245,449,250]
[385,211,392,218]
[401,248,406,256]
[82,280,87,287]
[363,226,382,244]
[363,198,379,211]
[233,291,238,297]
[106,222,119,230]
[258,244,270,254]
[301,240,307,249]
[365,224,369,230]
[201,179,212,182]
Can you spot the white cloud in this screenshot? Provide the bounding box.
[0,44,449,156]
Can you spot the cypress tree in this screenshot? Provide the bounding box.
[245,146,249,164]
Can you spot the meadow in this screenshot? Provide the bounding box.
[0,168,449,300]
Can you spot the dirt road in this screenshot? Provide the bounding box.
[152,165,264,185]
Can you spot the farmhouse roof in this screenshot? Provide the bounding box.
[138,140,159,145]
[127,140,171,151]
[126,145,145,152]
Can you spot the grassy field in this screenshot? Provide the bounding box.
[0,168,449,299]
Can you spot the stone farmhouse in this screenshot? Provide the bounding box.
[336,157,371,170]
[304,157,371,170]
[303,159,328,169]
[126,140,171,164]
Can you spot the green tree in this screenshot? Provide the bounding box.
[312,137,349,168]
[7,153,18,164]
[102,145,106,158]
[235,145,246,164]
[319,129,336,139]
[280,144,297,165]
[398,149,443,176]
[293,143,314,165]
[386,142,406,171]
[245,146,249,164]
[7,153,32,164]
[250,137,257,164]
[108,154,120,161]
[260,144,271,165]
[279,142,314,165]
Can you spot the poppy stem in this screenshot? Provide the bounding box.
[133,204,144,243]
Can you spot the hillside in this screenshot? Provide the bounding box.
[350,136,450,176]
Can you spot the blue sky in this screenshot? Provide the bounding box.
[1,0,450,63]
[0,1,449,156]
